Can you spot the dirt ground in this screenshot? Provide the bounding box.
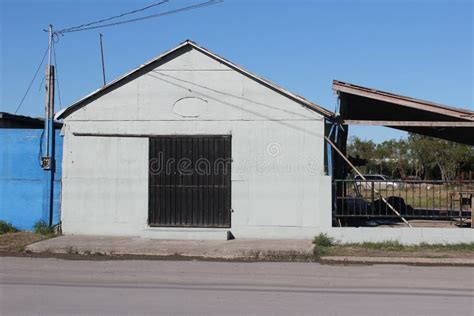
[0,232,48,253]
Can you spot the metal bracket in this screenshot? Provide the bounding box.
[41,156,52,170]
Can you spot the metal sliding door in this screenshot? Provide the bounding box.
[149,135,231,227]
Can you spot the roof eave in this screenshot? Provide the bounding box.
[56,40,192,120]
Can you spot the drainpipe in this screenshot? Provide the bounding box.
[43,65,56,226]
[326,121,336,177]
[48,65,55,227]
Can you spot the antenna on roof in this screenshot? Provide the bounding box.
[99,33,107,86]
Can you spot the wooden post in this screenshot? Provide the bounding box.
[471,194,473,228]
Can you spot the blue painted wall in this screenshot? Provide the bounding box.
[0,128,62,230]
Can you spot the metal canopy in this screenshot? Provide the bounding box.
[0,112,63,129]
[333,80,474,146]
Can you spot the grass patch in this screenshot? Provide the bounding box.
[0,231,47,253]
[15,245,26,252]
[312,234,474,259]
[416,242,474,252]
[0,221,19,234]
[343,241,406,251]
[341,241,474,252]
[33,220,56,237]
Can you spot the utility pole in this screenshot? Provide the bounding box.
[42,24,56,227]
[42,24,54,166]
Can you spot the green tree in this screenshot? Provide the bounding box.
[346,134,473,181]
[407,134,473,181]
[346,136,377,173]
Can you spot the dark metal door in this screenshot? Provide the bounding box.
[149,136,231,227]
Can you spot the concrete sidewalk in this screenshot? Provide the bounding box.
[25,235,474,266]
[26,235,313,259]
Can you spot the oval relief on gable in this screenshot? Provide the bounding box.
[172,97,208,117]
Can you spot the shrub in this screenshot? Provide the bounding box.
[33,220,55,237]
[0,221,19,234]
[312,233,335,258]
[313,233,335,248]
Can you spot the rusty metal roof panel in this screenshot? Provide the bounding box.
[333,80,474,121]
[332,80,474,146]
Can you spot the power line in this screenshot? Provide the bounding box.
[27,0,221,114]
[59,0,222,34]
[14,46,49,114]
[38,76,45,92]
[58,0,169,33]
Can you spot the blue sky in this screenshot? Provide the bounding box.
[1,0,472,142]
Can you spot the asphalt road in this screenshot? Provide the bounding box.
[1,257,473,315]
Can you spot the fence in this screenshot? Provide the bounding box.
[333,179,473,223]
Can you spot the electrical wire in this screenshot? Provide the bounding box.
[14,46,49,114]
[25,0,222,114]
[59,0,222,34]
[38,76,45,92]
[58,0,169,34]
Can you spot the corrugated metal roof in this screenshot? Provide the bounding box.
[56,40,334,119]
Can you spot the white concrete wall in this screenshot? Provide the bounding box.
[61,47,332,239]
[325,227,474,245]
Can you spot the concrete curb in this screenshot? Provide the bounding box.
[320,256,474,267]
[24,246,313,261]
[24,236,314,260]
[18,249,474,266]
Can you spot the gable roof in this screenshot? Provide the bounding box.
[56,40,333,119]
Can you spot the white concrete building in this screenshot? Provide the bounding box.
[56,40,334,239]
[56,40,474,244]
